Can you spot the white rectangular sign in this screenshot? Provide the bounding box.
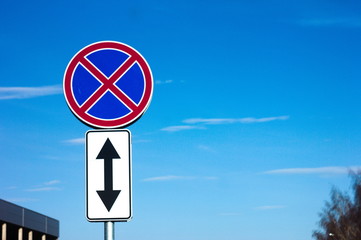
[86,129,132,222]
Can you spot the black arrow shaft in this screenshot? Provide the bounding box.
[95,138,121,211]
[103,157,114,191]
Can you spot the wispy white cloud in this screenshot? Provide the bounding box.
[162,116,289,132]
[183,116,289,125]
[255,205,286,211]
[0,85,62,100]
[142,175,218,182]
[143,175,195,182]
[161,125,206,132]
[197,144,217,153]
[44,180,61,185]
[155,80,174,85]
[26,187,61,192]
[298,18,361,28]
[263,166,361,175]
[26,180,61,192]
[63,138,85,145]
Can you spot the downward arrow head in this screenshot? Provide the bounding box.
[97,190,121,211]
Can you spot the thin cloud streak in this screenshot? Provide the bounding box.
[0,85,62,100]
[44,180,61,185]
[161,125,206,132]
[183,116,289,125]
[255,205,286,210]
[155,80,173,85]
[63,138,85,145]
[25,187,61,192]
[263,166,361,175]
[197,144,216,153]
[26,180,61,192]
[142,175,218,182]
[162,116,289,132]
[143,175,195,182]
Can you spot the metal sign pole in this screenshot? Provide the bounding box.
[104,222,114,240]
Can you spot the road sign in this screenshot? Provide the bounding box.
[64,41,153,129]
[86,130,132,222]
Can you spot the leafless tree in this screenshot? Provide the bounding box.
[313,172,361,240]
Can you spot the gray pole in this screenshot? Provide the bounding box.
[104,222,114,240]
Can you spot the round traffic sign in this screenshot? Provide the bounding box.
[63,41,153,129]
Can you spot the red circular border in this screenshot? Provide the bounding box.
[63,41,153,129]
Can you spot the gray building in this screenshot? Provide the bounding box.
[0,199,59,240]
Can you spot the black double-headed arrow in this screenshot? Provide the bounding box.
[96,138,121,211]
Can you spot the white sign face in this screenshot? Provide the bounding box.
[86,130,132,222]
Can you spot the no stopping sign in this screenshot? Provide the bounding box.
[63,41,153,129]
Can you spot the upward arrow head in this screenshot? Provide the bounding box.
[97,138,120,160]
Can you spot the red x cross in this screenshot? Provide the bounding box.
[63,41,153,129]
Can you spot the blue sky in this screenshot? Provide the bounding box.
[1,0,361,239]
